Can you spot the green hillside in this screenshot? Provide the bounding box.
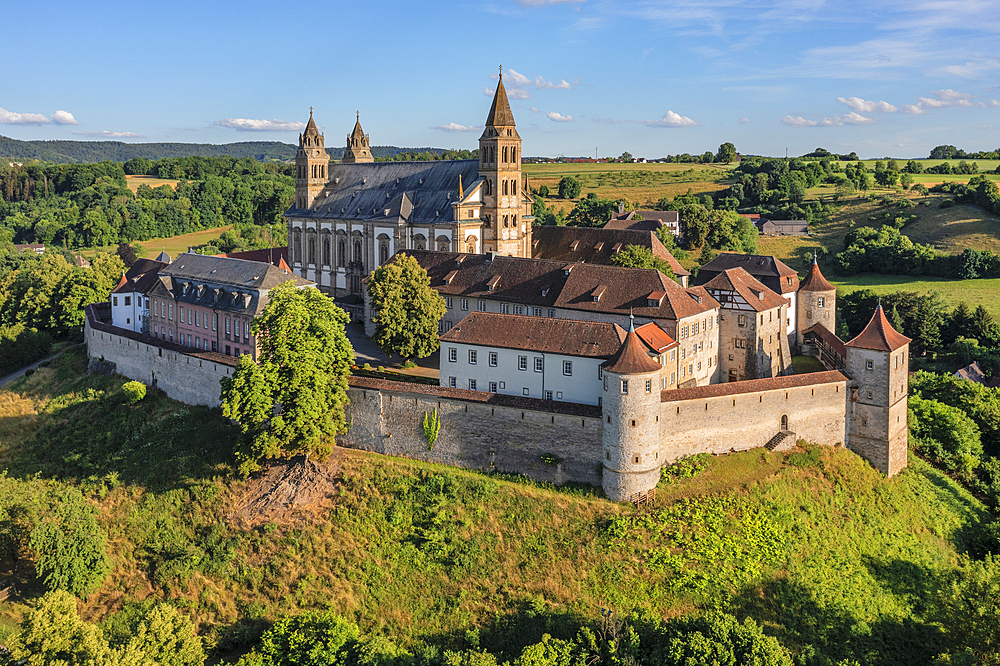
[0,351,993,664]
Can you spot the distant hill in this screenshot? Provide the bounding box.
[0,135,450,164]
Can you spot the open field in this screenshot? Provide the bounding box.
[524,162,732,214]
[831,274,1000,320]
[124,174,181,192]
[857,159,1000,173]
[77,225,234,261]
[0,350,988,664]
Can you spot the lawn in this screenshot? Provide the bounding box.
[523,162,732,214]
[831,274,1000,320]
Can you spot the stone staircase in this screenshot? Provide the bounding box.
[765,430,798,452]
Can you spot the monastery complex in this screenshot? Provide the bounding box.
[85,76,911,503]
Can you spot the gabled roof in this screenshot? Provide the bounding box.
[634,321,677,352]
[695,253,799,294]
[604,210,679,232]
[532,225,689,277]
[702,267,788,312]
[111,258,169,295]
[954,361,988,385]
[603,329,662,374]
[160,253,312,291]
[440,312,627,357]
[802,323,846,359]
[287,160,481,225]
[485,76,516,127]
[799,258,836,292]
[400,251,717,323]
[845,305,911,352]
[215,247,291,272]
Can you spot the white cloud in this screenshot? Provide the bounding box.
[642,110,698,128]
[900,89,977,114]
[0,107,49,125]
[71,130,145,138]
[837,97,897,113]
[504,68,533,87]
[546,112,574,122]
[780,112,877,127]
[213,118,306,131]
[430,122,478,132]
[508,88,533,100]
[529,106,540,113]
[50,110,79,125]
[535,76,572,90]
[739,117,751,124]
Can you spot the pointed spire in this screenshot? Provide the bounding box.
[845,304,911,352]
[485,70,516,127]
[304,107,319,136]
[351,112,365,139]
[603,326,661,375]
[629,308,635,332]
[457,175,464,199]
[799,255,835,292]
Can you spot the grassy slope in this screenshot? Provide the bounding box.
[0,352,989,663]
[76,225,235,262]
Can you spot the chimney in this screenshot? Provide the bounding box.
[618,202,625,215]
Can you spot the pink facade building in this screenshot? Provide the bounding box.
[147,253,313,360]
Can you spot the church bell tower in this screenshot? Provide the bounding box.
[343,112,374,163]
[295,108,327,209]
[479,68,530,258]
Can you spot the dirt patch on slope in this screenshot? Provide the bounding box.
[229,451,342,528]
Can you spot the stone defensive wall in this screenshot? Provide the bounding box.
[658,370,850,462]
[84,303,238,408]
[340,376,604,486]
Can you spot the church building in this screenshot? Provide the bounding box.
[285,73,534,297]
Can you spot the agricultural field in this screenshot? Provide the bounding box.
[830,275,1000,321]
[77,225,234,262]
[523,162,732,214]
[0,351,989,664]
[124,174,181,192]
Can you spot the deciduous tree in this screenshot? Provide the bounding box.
[367,254,447,362]
[610,245,675,278]
[220,282,355,475]
[557,176,581,200]
[715,142,737,164]
[28,487,110,598]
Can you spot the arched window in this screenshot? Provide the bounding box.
[354,240,362,264]
[308,236,316,265]
[780,414,788,430]
[323,237,331,266]
[513,180,518,196]
[502,146,507,162]
[379,240,390,265]
[512,147,517,163]
[436,236,450,252]
[503,180,508,196]
[467,236,478,253]
[338,240,346,267]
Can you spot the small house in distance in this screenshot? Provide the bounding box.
[756,218,808,236]
[604,209,680,238]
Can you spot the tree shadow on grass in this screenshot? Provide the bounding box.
[730,573,946,666]
[0,351,237,491]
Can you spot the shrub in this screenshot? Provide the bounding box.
[123,380,147,404]
[24,368,35,377]
[29,487,111,597]
[940,199,954,209]
[423,408,441,450]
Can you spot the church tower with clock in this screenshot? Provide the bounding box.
[479,69,532,258]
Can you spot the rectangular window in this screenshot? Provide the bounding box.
[515,305,524,315]
[645,379,652,393]
[169,303,173,320]
[448,348,457,362]
[518,356,527,371]
[244,321,249,339]
[681,325,689,339]
[500,303,509,314]
[670,372,676,384]
[124,296,131,307]
[688,363,693,375]
[681,365,686,377]
[469,350,477,364]
[563,360,572,376]
[545,390,553,400]
[113,296,118,306]
[489,382,498,393]
[449,376,457,388]
[469,379,477,391]
[154,324,158,336]
[534,357,543,372]
[211,341,217,352]
[446,297,453,309]
[692,322,699,335]
[621,379,628,394]
[196,337,201,349]
[738,314,747,327]
[533,307,542,317]
[212,314,217,331]
[489,352,498,367]
[866,359,874,370]
[818,297,825,307]
[670,350,675,361]
[523,388,530,396]
[478,300,486,312]
[697,362,702,371]
[226,316,230,335]
[195,311,200,327]
[598,366,603,380]
[461,299,469,311]
[225,345,231,355]
[180,333,186,345]
[735,338,746,349]
[604,375,608,390]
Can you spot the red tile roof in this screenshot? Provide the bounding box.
[799,259,835,292]
[662,370,848,402]
[634,321,677,352]
[845,305,911,352]
[440,312,627,357]
[802,324,846,358]
[702,267,788,312]
[401,251,717,324]
[603,329,662,374]
[215,247,291,271]
[532,225,689,277]
[695,253,799,295]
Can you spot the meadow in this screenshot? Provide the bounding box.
[124,174,181,193]
[77,225,234,262]
[0,351,991,664]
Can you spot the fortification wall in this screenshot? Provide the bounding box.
[85,308,236,408]
[340,378,604,486]
[658,372,849,462]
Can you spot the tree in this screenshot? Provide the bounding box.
[367,254,447,363]
[900,173,914,189]
[115,243,140,268]
[933,555,1000,663]
[240,610,359,666]
[646,612,792,666]
[677,203,711,249]
[908,395,982,477]
[28,487,111,598]
[6,590,113,665]
[618,151,633,162]
[536,184,549,197]
[566,195,618,227]
[103,602,206,666]
[834,179,856,201]
[715,142,737,164]
[557,176,581,200]
[220,282,355,475]
[706,210,757,254]
[610,245,675,278]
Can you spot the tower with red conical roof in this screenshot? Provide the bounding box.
[845,304,910,475]
[601,315,663,501]
[797,255,837,347]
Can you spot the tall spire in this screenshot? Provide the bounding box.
[485,70,516,127]
[457,174,464,199]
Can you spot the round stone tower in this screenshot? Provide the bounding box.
[797,255,837,347]
[601,318,663,502]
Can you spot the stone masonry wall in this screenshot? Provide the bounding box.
[340,380,604,486]
[659,375,849,462]
[86,316,236,408]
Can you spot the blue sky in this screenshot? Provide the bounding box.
[2,0,998,158]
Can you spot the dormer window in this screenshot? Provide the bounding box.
[563,265,573,276]
[444,270,458,285]
[592,285,607,302]
[455,254,467,265]
[487,276,501,291]
[595,242,604,251]
[756,291,764,300]
[570,241,580,251]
